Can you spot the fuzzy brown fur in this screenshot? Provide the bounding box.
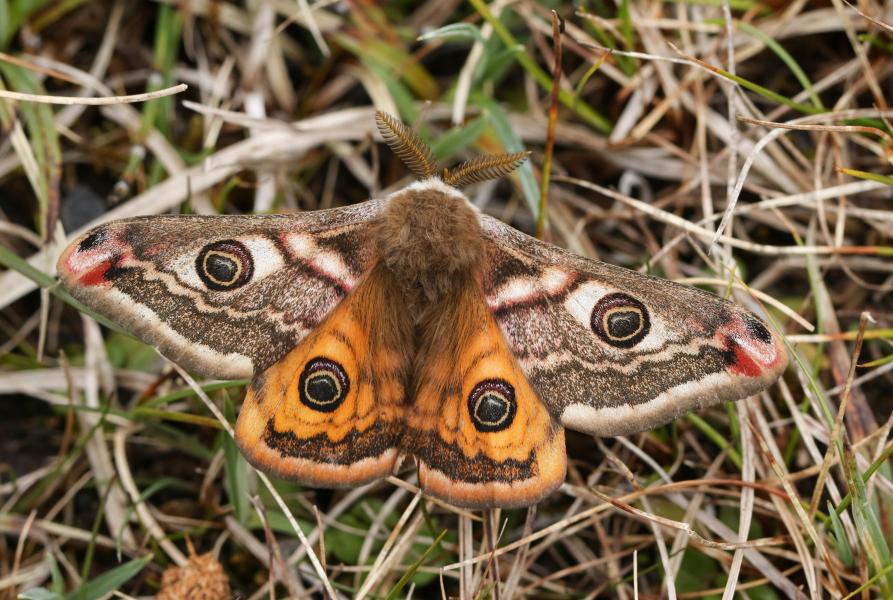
[374,187,484,309]
[411,273,485,396]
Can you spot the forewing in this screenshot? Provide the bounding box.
[57,201,384,379]
[480,215,787,437]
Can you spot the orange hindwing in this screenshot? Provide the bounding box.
[235,264,412,487]
[403,275,566,508]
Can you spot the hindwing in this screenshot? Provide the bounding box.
[402,274,566,509]
[235,264,412,486]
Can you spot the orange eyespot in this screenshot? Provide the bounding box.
[591,293,650,348]
[467,379,516,433]
[196,240,253,291]
[298,357,349,412]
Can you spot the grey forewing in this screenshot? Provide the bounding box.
[64,203,383,379]
[479,214,761,424]
[95,268,301,375]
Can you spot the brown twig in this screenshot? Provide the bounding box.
[536,10,564,239]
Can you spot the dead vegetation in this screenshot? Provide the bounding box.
[1,0,892,598]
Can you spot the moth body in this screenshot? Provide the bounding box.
[375,178,483,308]
[55,112,790,509]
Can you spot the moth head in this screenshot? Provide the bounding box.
[374,111,531,188]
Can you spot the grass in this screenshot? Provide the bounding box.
[1,0,892,598]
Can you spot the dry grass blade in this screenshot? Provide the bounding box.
[374,110,437,179]
[171,365,336,598]
[3,2,891,597]
[0,83,187,105]
[442,151,532,187]
[536,10,564,239]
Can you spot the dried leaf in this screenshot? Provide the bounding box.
[155,553,230,600]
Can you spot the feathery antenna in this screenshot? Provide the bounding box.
[442,151,531,188]
[375,111,531,187]
[375,111,437,180]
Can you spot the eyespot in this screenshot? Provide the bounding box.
[298,357,349,412]
[591,293,650,348]
[195,240,253,291]
[467,379,516,433]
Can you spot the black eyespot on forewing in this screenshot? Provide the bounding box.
[744,314,772,343]
[591,293,650,348]
[196,240,253,291]
[298,357,349,412]
[467,379,516,433]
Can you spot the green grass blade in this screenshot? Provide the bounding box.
[696,57,824,115]
[577,8,636,76]
[669,0,761,8]
[430,116,486,162]
[827,500,854,567]
[145,3,181,141]
[0,0,55,49]
[684,413,742,469]
[141,380,249,409]
[18,589,63,600]
[472,44,526,90]
[732,20,824,110]
[573,53,610,110]
[0,245,128,335]
[618,0,635,63]
[65,554,152,600]
[839,168,893,187]
[418,23,484,44]
[476,96,540,218]
[336,32,438,103]
[834,441,893,517]
[223,394,250,523]
[48,552,65,595]
[469,0,612,133]
[0,63,62,238]
[860,352,893,368]
[844,452,893,595]
[843,561,893,599]
[384,529,448,600]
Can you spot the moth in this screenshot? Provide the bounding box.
[57,112,787,509]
